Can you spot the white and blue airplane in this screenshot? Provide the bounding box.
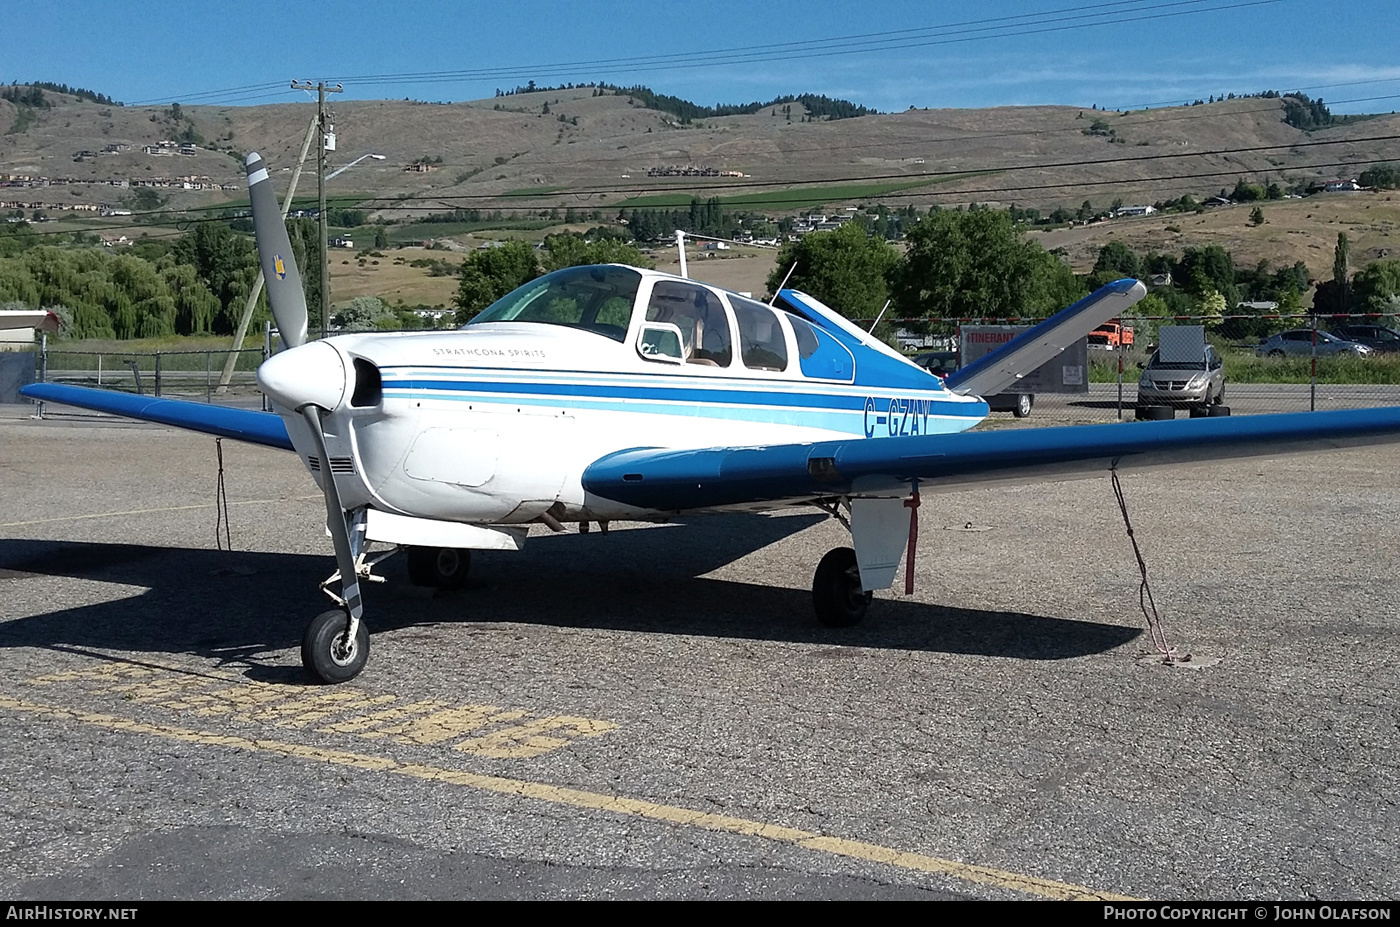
[23,152,1400,683]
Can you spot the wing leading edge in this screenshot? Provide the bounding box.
[19,383,293,451]
[582,407,1400,512]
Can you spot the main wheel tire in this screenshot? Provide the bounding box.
[1012,393,1033,418]
[1189,404,1210,418]
[1137,404,1175,421]
[406,546,472,589]
[1214,383,1225,405]
[1208,405,1231,416]
[302,609,369,685]
[812,547,872,628]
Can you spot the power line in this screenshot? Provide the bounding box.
[334,1,1283,90]
[271,89,1390,185]
[128,0,1276,107]
[327,0,1222,87]
[347,132,1400,205]
[13,152,1393,243]
[13,122,1398,234]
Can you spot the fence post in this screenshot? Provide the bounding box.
[205,351,212,403]
[263,321,272,412]
[97,352,102,386]
[154,351,162,398]
[1310,314,1317,412]
[1116,332,1124,421]
[36,331,47,419]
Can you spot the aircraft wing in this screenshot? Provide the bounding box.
[943,279,1145,398]
[582,407,1400,512]
[19,383,293,451]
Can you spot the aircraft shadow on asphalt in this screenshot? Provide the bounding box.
[0,514,1140,679]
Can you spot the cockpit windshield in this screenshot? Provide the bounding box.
[466,265,642,342]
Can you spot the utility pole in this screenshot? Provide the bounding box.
[291,80,342,338]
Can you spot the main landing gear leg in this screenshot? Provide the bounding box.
[810,499,871,628]
[811,487,920,628]
[812,547,871,628]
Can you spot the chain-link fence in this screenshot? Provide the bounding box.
[17,313,1400,426]
[32,339,270,410]
[887,312,1400,425]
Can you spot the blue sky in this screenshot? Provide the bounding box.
[4,0,1398,114]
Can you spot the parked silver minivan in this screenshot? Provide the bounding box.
[1137,344,1226,407]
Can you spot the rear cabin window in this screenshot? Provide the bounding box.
[730,295,789,372]
[787,314,855,381]
[467,265,642,342]
[643,280,733,367]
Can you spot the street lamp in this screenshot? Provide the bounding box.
[326,152,386,182]
[319,153,385,337]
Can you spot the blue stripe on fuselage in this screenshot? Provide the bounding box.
[380,374,974,417]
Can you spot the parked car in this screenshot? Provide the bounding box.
[912,351,1035,417]
[1328,324,1400,354]
[1137,344,1226,407]
[1255,330,1373,358]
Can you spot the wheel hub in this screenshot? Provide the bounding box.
[330,630,359,666]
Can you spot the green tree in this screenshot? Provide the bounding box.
[766,223,899,317]
[539,233,653,272]
[1249,206,1265,226]
[1333,232,1350,311]
[333,295,392,331]
[891,209,1085,320]
[169,220,265,332]
[453,240,540,322]
[1090,241,1141,287]
[1175,246,1239,310]
[1351,259,1400,311]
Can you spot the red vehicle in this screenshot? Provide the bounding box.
[1087,320,1134,349]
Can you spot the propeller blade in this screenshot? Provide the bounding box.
[246,152,309,349]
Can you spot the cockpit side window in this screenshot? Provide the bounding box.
[643,281,732,367]
[467,265,642,342]
[730,295,789,372]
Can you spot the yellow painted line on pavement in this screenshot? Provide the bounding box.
[0,693,1138,901]
[27,661,616,758]
[0,495,321,529]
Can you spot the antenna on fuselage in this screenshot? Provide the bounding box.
[869,299,892,332]
[675,229,687,278]
[768,259,798,307]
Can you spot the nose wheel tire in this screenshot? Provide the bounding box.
[813,546,872,628]
[406,546,472,589]
[303,608,369,684]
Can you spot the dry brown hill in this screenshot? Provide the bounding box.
[4,88,1396,219]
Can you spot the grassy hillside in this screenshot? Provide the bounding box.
[6,86,1400,314]
[5,88,1397,219]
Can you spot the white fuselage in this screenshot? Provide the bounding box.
[262,270,987,529]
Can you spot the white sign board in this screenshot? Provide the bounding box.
[960,325,1090,394]
[1158,326,1206,363]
